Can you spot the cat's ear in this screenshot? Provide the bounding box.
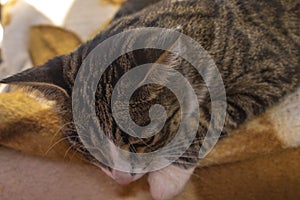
[155,50,181,67]
[136,45,183,91]
[0,56,70,98]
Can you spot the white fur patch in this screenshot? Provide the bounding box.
[269,87,300,148]
[148,165,195,200]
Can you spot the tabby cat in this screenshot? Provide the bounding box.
[1,0,299,199]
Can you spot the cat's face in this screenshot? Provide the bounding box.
[64,57,183,184]
[65,84,181,184]
[0,51,198,200]
[0,46,188,185]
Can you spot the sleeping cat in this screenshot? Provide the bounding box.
[1,0,299,199]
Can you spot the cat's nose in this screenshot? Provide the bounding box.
[111,170,145,185]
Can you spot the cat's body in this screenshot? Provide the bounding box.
[1,0,299,199]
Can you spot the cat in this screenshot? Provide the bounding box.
[1,0,299,199]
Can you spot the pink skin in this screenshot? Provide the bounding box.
[100,166,145,185]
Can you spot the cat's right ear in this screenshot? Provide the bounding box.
[0,56,70,98]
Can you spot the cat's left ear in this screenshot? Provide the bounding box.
[0,56,70,98]
[141,27,186,86]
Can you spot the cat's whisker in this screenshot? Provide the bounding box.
[62,141,89,163]
[73,132,91,141]
[67,121,88,132]
[68,144,89,162]
[48,121,79,144]
[63,142,77,160]
[45,136,69,156]
[79,145,102,152]
[48,122,76,146]
[45,135,79,156]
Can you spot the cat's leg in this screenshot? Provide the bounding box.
[148,164,196,200]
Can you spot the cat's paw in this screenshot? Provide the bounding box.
[147,165,195,200]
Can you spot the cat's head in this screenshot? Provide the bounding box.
[0,22,214,184]
[0,46,202,184]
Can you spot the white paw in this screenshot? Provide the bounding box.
[148,165,195,200]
